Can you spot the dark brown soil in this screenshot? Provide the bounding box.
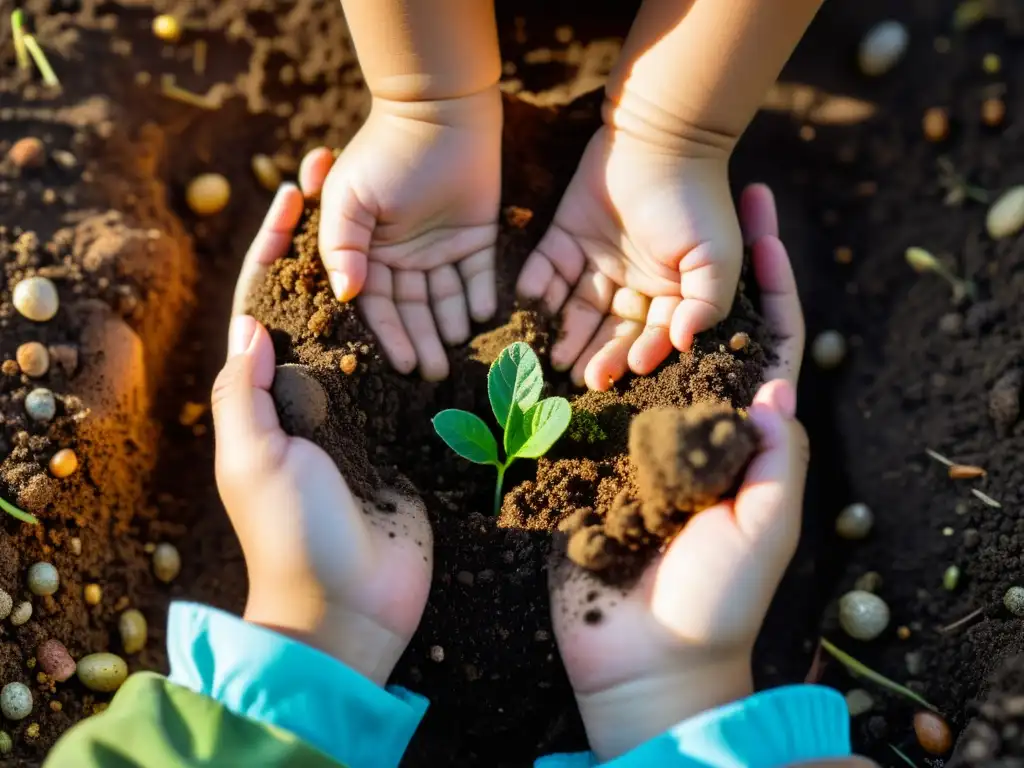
[952,654,1024,765]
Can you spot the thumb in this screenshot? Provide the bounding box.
[318,168,372,302]
[212,316,286,477]
[669,241,740,351]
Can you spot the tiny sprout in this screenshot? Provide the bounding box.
[433,342,571,515]
[904,247,976,303]
[0,495,39,525]
[11,10,29,71]
[937,157,989,206]
[943,565,961,591]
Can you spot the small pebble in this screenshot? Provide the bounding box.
[0,731,11,756]
[943,565,961,591]
[429,645,445,663]
[897,625,911,640]
[37,639,76,682]
[1005,586,1024,616]
[24,723,38,740]
[16,342,49,378]
[12,276,59,322]
[938,312,964,336]
[152,14,181,43]
[986,186,1024,239]
[906,651,925,676]
[83,584,102,606]
[982,97,1006,127]
[152,543,181,583]
[728,332,750,352]
[835,502,873,540]
[49,448,79,478]
[923,107,949,142]
[0,683,32,720]
[27,562,59,596]
[942,526,954,537]
[186,173,231,216]
[77,653,128,692]
[811,330,846,370]
[839,590,890,641]
[69,537,82,556]
[914,711,952,755]
[456,571,475,587]
[853,571,883,593]
[25,388,56,423]
[0,590,11,621]
[119,609,148,654]
[10,601,32,626]
[251,154,282,191]
[858,21,909,77]
[8,137,46,169]
[982,53,1001,74]
[340,354,358,375]
[845,688,874,716]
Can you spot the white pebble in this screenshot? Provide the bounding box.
[429,645,445,663]
[10,601,32,626]
[986,186,1024,240]
[27,562,59,596]
[845,688,874,716]
[858,21,909,77]
[0,590,11,621]
[152,543,181,583]
[24,388,56,423]
[812,330,847,370]
[835,503,874,540]
[839,590,890,641]
[12,276,59,322]
[1005,586,1024,616]
[0,683,32,720]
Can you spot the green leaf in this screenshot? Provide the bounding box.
[488,342,543,429]
[506,397,571,460]
[432,410,499,465]
[0,495,39,525]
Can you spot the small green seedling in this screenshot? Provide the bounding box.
[0,495,39,525]
[11,10,29,71]
[905,247,976,304]
[433,342,571,515]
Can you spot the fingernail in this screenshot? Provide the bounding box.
[328,270,351,301]
[228,315,258,357]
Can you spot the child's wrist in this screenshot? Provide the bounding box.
[601,88,736,160]
[575,652,753,762]
[371,82,502,129]
[243,589,406,687]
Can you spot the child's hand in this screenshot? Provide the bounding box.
[215,182,432,685]
[516,124,741,391]
[317,89,502,381]
[549,185,806,759]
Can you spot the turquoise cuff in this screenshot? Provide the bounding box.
[536,685,850,767]
[167,602,428,768]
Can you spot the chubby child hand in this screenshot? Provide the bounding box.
[549,185,807,760]
[316,88,502,382]
[214,181,432,686]
[516,119,742,392]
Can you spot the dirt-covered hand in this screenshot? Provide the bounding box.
[317,88,502,381]
[215,185,432,686]
[516,124,741,391]
[549,185,808,760]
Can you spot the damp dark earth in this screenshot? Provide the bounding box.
[4,1,1024,765]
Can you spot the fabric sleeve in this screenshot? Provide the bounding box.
[166,602,428,768]
[535,685,850,768]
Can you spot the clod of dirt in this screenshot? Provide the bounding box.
[989,369,1022,435]
[631,404,757,520]
[272,364,328,439]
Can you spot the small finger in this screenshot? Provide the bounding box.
[542,273,570,314]
[628,295,679,375]
[232,184,305,316]
[578,315,644,391]
[517,251,556,304]
[429,265,471,346]
[739,183,779,245]
[669,294,724,352]
[396,271,449,381]
[551,270,615,372]
[319,177,373,302]
[752,235,805,387]
[358,263,417,375]
[516,224,587,311]
[298,147,335,199]
[458,248,497,323]
[670,242,736,351]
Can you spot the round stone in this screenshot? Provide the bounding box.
[811,330,847,370]
[152,543,181,583]
[0,590,11,620]
[12,276,59,322]
[16,342,49,377]
[0,683,32,720]
[27,562,59,596]
[839,590,890,641]
[24,388,56,423]
[835,503,874,540]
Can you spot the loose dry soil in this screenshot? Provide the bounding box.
[3,0,1024,766]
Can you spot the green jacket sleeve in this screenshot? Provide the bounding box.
[44,672,344,768]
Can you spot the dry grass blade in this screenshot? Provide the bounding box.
[0,496,39,525]
[926,448,954,467]
[889,744,918,768]
[971,488,1002,508]
[939,605,985,633]
[820,638,939,712]
[949,464,986,479]
[23,35,59,87]
[11,10,29,70]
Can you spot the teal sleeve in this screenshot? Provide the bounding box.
[166,602,428,768]
[535,685,850,767]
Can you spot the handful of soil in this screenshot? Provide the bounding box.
[565,402,757,581]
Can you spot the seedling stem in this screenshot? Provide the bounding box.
[0,495,39,525]
[11,10,29,70]
[819,638,939,712]
[23,35,59,88]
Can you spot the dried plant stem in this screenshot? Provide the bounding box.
[972,488,1002,508]
[23,35,59,87]
[926,448,954,467]
[939,605,985,633]
[820,638,939,712]
[889,744,919,768]
[11,10,29,70]
[0,496,39,525]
